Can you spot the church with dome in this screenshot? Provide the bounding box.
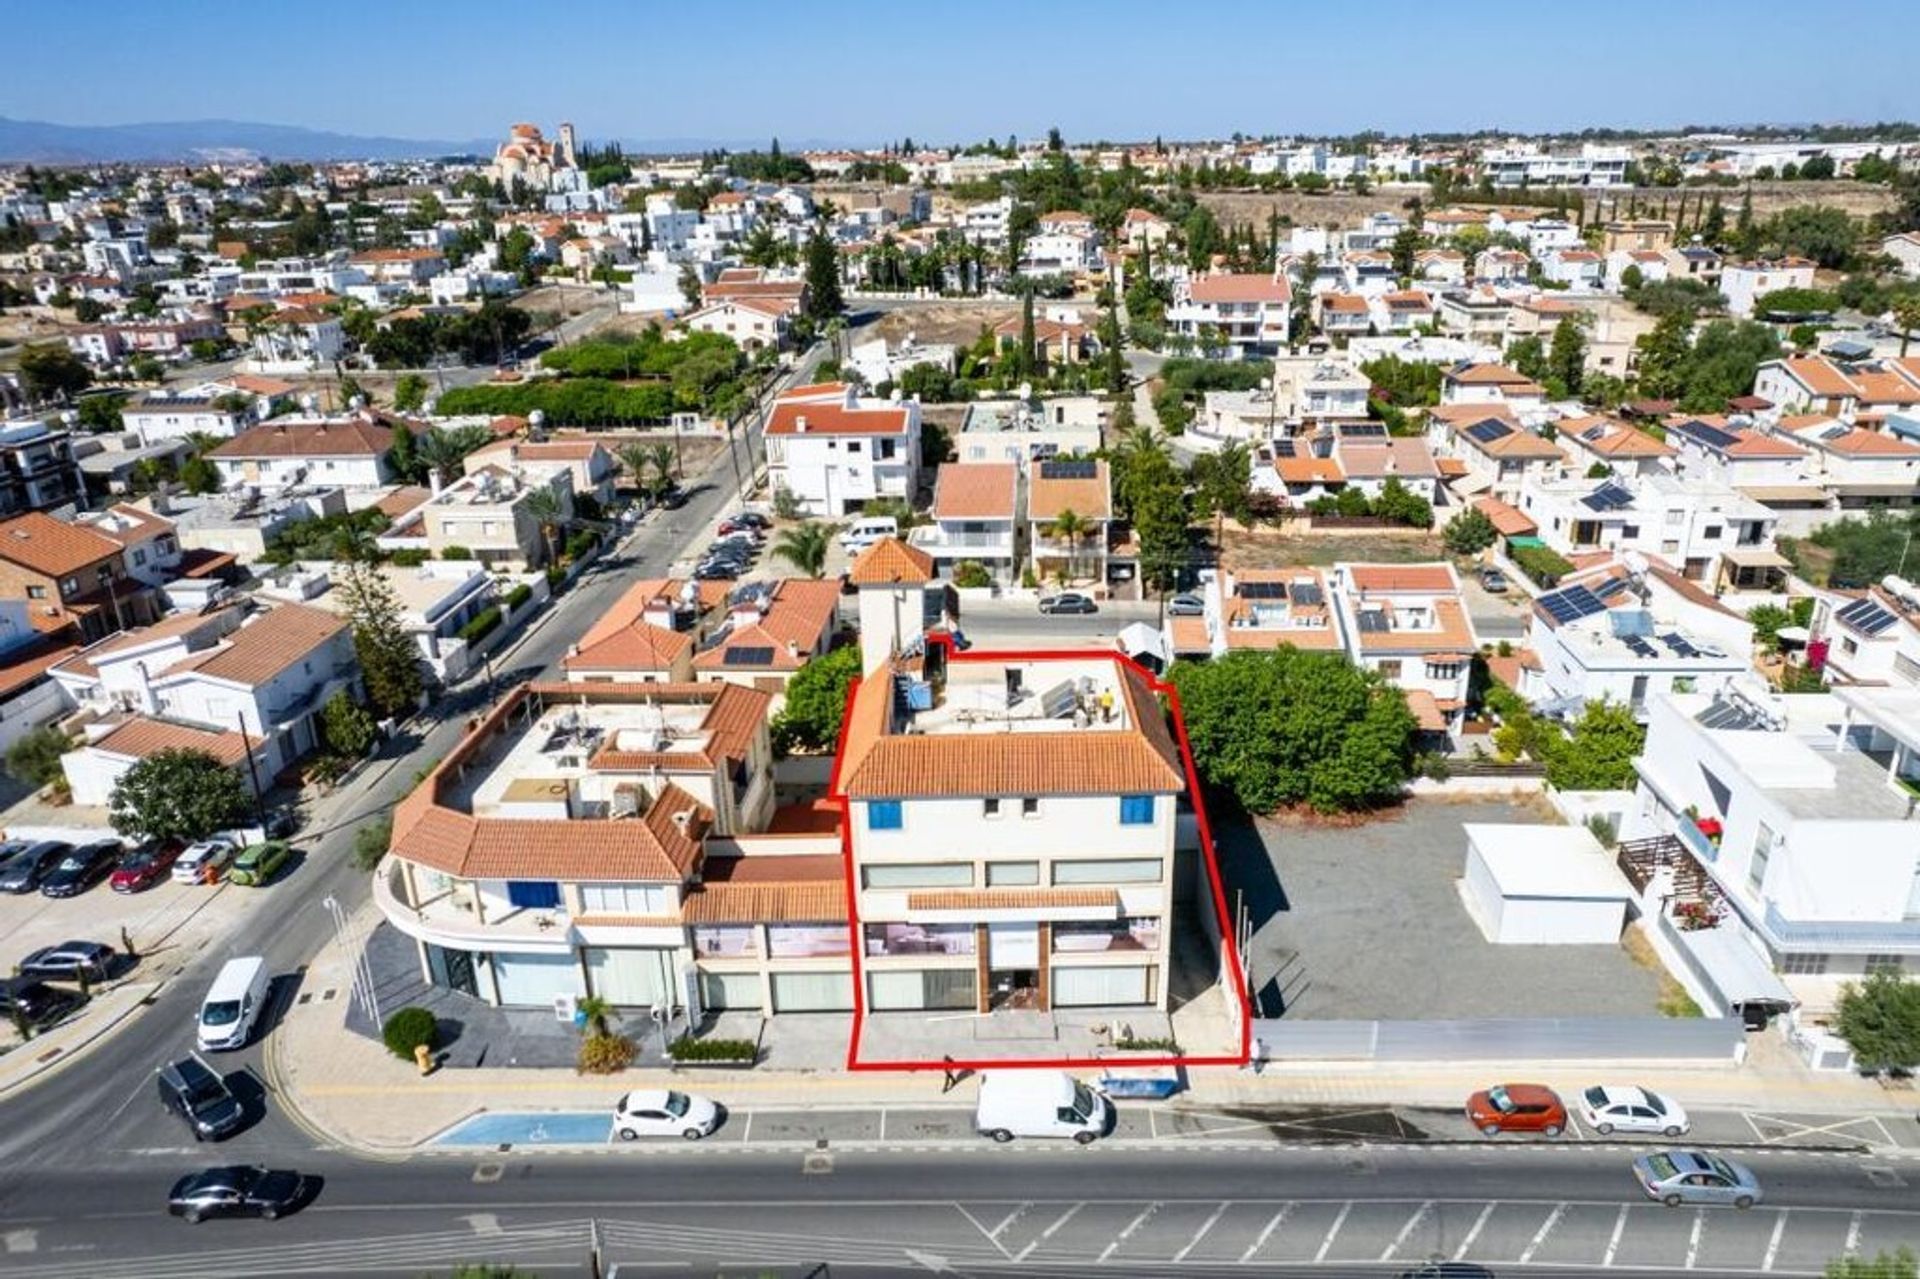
[490,122,578,189]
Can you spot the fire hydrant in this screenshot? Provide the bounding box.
[414,1043,433,1076]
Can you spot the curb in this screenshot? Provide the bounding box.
[0,979,166,1101]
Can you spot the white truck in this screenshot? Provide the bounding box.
[975,1070,1110,1145]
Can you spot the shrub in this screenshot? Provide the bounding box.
[951,560,992,589]
[382,1006,437,1059]
[564,529,597,560]
[666,1035,758,1063]
[546,565,566,590]
[390,548,428,567]
[1510,544,1574,588]
[458,607,501,643]
[352,816,393,871]
[5,726,72,789]
[440,545,473,561]
[577,1033,638,1074]
[1112,1034,1180,1053]
[505,583,533,609]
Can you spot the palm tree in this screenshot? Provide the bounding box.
[1048,508,1089,582]
[771,522,836,579]
[417,427,471,492]
[575,995,614,1040]
[1895,297,1920,359]
[521,488,566,567]
[615,441,652,495]
[645,442,678,492]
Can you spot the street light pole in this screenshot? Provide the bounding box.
[324,894,381,1028]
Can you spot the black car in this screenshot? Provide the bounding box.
[658,486,687,510]
[169,1165,306,1223]
[0,977,82,1028]
[1038,592,1099,615]
[16,940,116,983]
[40,841,122,898]
[694,560,741,581]
[0,841,70,894]
[724,511,771,531]
[157,1057,246,1141]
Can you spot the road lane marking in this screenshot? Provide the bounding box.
[1098,1203,1160,1263]
[3,1230,36,1254]
[1312,1201,1352,1264]
[1519,1202,1568,1264]
[1174,1201,1230,1263]
[1015,1204,1082,1262]
[1380,1201,1433,1262]
[952,1204,1012,1260]
[1845,1209,1863,1257]
[1761,1208,1789,1271]
[1603,1203,1630,1267]
[1453,1202,1497,1262]
[1241,1203,1294,1263]
[878,1109,886,1142]
[988,1204,1030,1239]
[1685,1207,1705,1268]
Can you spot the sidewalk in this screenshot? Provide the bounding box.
[272,902,1920,1154]
[0,980,160,1099]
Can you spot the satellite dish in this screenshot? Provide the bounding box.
[529,409,546,428]
[1017,382,1033,401]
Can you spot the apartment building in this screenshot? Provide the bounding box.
[1026,457,1111,585]
[764,382,921,518]
[1167,273,1293,359]
[0,511,164,643]
[0,420,86,517]
[910,462,1019,582]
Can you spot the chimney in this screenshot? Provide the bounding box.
[795,415,809,433]
[670,809,691,832]
[786,639,799,658]
[429,467,444,497]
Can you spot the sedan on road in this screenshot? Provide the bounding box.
[226,841,290,887]
[0,841,70,894]
[168,1166,307,1223]
[112,842,181,892]
[172,839,236,885]
[1466,1083,1567,1136]
[39,841,122,898]
[1038,592,1098,615]
[1579,1084,1690,1136]
[1634,1150,1762,1208]
[16,940,117,983]
[614,1089,720,1140]
[1166,593,1205,617]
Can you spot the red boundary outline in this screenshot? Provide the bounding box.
[827,634,1252,1073]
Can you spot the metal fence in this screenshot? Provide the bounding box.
[1252,1015,1747,1064]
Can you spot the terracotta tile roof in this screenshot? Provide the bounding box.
[1338,440,1438,479]
[1276,457,1346,485]
[1188,273,1291,304]
[375,486,434,519]
[0,640,80,700]
[1404,688,1448,732]
[1475,496,1537,536]
[766,800,844,835]
[1805,426,1920,457]
[693,582,841,673]
[221,374,296,397]
[1428,403,1523,426]
[90,716,252,766]
[1347,564,1458,593]
[471,438,609,464]
[848,538,933,585]
[1445,362,1532,386]
[765,398,911,437]
[1027,459,1112,520]
[0,513,122,578]
[1435,457,1469,478]
[906,888,1119,912]
[933,462,1018,520]
[1169,615,1211,655]
[172,603,344,686]
[1350,596,1477,654]
[52,608,236,681]
[1486,647,1542,691]
[572,681,771,773]
[579,578,726,651]
[1645,563,1742,619]
[1851,369,1920,405]
[1778,357,1861,399]
[682,880,847,924]
[394,779,710,882]
[1563,416,1674,459]
[1319,293,1368,314]
[564,622,692,672]
[207,416,393,459]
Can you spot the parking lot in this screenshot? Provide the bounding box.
[1223,799,1662,1020]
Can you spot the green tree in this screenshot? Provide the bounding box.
[1747,603,1791,652]
[18,344,92,403]
[803,227,845,322]
[107,748,251,844]
[1826,1248,1918,1279]
[771,645,862,754]
[1506,335,1547,383]
[1834,973,1920,1074]
[336,561,423,719]
[1893,296,1920,359]
[321,691,378,758]
[1547,317,1586,398]
[1765,204,1858,269]
[1543,698,1644,791]
[5,726,71,789]
[770,522,835,578]
[386,421,420,482]
[416,424,492,488]
[1443,505,1499,556]
[391,373,429,412]
[1169,648,1418,813]
[1190,440,1252,552]
[75,391,127,433]
[1634,312,1696,401]
[521,488,566,566]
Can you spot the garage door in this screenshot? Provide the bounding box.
[489,952,580,1007]
[585,948,669,1008]
[699,970,762,1011]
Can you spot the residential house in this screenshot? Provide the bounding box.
[1120,208,1171,252]
[1440,361,1546,414]
[1470,251,1530,285]
[0,511,163,642]
[1195,567,1345,662]
[1720,259,1817,319]
[1606,248,1671,292]
[348,247,447,285]
[409,463,575,569]
[1437,287,1513,342]
[249,309,346,368]
[1517,472,1783,589]
[849,336,958,390]
[1333,435,1443,508]
[1539,247,1605,292]
[991,310,1094,366]
[263,559,505,684]
[1428,406,1565,501]
[1599,220,1676,254]
[680,296,791,352]
[1883,232,1920,279]
[0,420,86,515]
[1021,211,1102,276]
[1314,292,1372,341]
[0,602,79,753]
[764,383,921,518]
[1753,356,1920,427]
[206,413,395,492]
[1329,562,1479,736]
[1026,458,1111,585]
[120,395,250,449]
[909,462,1019,582]
[1368,290,1437,335]
[1167,273,1293,358]
[465,437,619,507]
[1807,579,1920,689]
[1777,416,1920,516]
[1413,248,1468,287]
[563,578,728,685]
[1555,415,1676,479]
[72,504,181,587]
[690,578,843,690]
[957,396,1105,464]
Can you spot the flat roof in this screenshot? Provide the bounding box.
[1466,823,1631,900]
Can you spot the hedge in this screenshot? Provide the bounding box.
[382,1006,437,1060]
[666,1035,757,1063]
[458,607,501,643]
[505,583,532,609]
[435,379,678,425]
[440,545,473,561]
[1510,544,1575,588]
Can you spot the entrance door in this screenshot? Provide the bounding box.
[990,968,1042,1010]
[427,944,478,998]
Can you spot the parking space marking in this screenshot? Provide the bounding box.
[1742,1111,1772,1143]
[951,1205,1011,1261]
[1453,1201,1497,1261]
[1379,1201,1432,1262]
[1761,1208,1789,1271]
[1844,1209,1863,1257]
[1098,1203,1160,1263]
[1603,1203,1630,1267]
[1241,1203,1294,1263]
[1519,1201,1568,1264]
[988,1203,1030,1240]
[1014,1204,1081,1263]
[1566,1112,1587,1142]
[1312,1201,1352,1264]
[1684,1207,1705,1268]
[1174,1201,1230,1263]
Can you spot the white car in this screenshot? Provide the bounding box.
[171,839,237,885]
[1580,1085,1690,1136]
[613,1089,720,1141]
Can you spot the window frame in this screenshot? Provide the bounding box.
[866,800,903,831]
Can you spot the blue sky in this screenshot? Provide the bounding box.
[7,0,1917,145]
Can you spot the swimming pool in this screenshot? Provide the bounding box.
[432,1110,613,1147]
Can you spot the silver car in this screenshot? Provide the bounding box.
[1633,1150,1762,1208]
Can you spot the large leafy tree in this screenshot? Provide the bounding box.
[1834,973,1920,1074]
[771,645,862,754]
[803,227,844,322]
[18,344,92,403]
[1443,506,1498,556]
[1542,698,1644,791]
[1547,317,1586,398]
[108,748,251,844]
[1169,648,1417,814]
[336,561,422,718]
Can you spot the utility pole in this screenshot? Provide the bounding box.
[235,710,267,831]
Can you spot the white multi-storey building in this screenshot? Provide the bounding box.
[764,382,921,518]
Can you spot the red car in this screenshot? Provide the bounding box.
[110,843,179,893]
[1466,1083,1567,1137]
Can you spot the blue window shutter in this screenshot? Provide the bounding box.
[1119,795,1154,825]
[507,880,562,910]
[868,801,903,831]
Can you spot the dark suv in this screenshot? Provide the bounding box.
[0,977,83,1028]
[157,1056,246,1141]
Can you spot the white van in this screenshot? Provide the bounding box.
[976,1070,1111,1144]
[197,956,270,1052]
[838,516,899,554]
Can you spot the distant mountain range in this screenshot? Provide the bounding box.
[0,116,853,164]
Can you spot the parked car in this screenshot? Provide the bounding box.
[40,841,123,898]
[1478,566,1509,594]
[1038,592,1098,615]
[0,841,70,894]
[658,486,687,510]
[613,1089,721,1140]
[0,977,83,1028]
[172,839,237,885]
[722,511,771,532]
[112,842,181,893]
[1579,1085,1690,1137]
[1466,1083,1567,1136]
[0,841,33,875]
[157,1056,246,1142]
[226,842,291,888]
[16,940,116,983]
[693,559,741,581]
[1166,593,1205,617]
[168,1165,306,1223]
[1633,1150,1761,1208]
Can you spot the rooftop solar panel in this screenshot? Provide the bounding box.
[1040,459,1096,480]
[1660,632,1700,659]
[1464,419,1514,444]
[722,646,776,666]
[1582,482,1635,512]
[1672,419,1741,452]
[1240,581,1287,600]
[1538,584,1607,625]
[1357,609,1390,633]
[1270,438,1297,458]
[1836,597,1898,635]
[1696,698,1767,730]
[1287,581,1325,606]
[1340,422,1388,438]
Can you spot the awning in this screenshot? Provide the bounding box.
[1475,496,1537,536]
[1721,546,1791,570]
[1674,924,1795,1012]
[1448,471,1494,496]
[1404,688,1450,732]
[1738,485,1831,504]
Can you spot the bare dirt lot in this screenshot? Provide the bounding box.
[509,285,608,320]
[1221,525,1447,571]
[871,302,1015,348]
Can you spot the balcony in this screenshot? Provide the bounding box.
[908,527,1014,558]
[1763,901,1920,954]
[1675,815,1719,864]
[372,857,575,954]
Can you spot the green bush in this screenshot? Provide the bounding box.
[564,529,598,560]
[440,545,473,561]
[505,583,532,609]
[390,548,428,567]
[382,1006,437,1059]
[951,560,993,589]
[1510,544,1574,588]
[666,1035,758,1063]
[458,607,501,643]
[578,1033,638,1074]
